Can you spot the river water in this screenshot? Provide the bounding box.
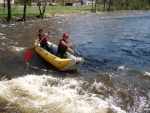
[0,11,150,113]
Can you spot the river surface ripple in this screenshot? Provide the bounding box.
[0,11,150,113]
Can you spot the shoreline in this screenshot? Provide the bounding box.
[45,11,94,17]
[0,11,95,23]
[44,10,145,17]
[0,10,149,23]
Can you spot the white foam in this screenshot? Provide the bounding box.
[0,75,126,113]
[0,36,6,39]
[144,72,150,76]
[2,43,7,46]
[118,66,129,71]
[0,33,4,35]
[2,24,6,27]
[8,46,25,52]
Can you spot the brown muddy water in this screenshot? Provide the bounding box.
[0,11,150,113]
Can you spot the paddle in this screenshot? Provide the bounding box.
[73,45,76,56]
[23,34,47,61]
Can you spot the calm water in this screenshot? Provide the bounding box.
[0,11,150,113]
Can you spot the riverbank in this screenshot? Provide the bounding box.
[45,11,94,17]
[0,9,148,23]
[0,11,95,23]
[0,6,94,23]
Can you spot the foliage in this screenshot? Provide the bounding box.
[0,6,92,18]
[0,0,150,22]
[97,0,150,11]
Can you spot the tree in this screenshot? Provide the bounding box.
[103,0,107,11]
[107,0,113,11]
[91,0,94,11]
[123,0,131,10]
[37,0,47,19]
[94,0,97,12]
[7,0,12,22]
[22,0,29,21]
[3,0,6,14]
[62,0,65,5]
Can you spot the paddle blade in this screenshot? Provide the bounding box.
[23,50,33,61]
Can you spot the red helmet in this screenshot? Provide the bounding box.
[63,33,68,38]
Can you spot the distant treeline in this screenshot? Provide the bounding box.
[15,0,150,11]
[89,0,150,11]
[2,0,150,22]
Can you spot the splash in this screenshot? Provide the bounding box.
[8,46,25,52]
[145,72,150,76]
[0,37,6,39]
[117,66,129,71]
[0,75,126,113]
[0,33,4,35]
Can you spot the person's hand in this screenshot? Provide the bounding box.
[71,43,75,47]
[37,41,40,46]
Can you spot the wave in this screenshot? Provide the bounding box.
[7,46,25,52]
[0,75,126,113]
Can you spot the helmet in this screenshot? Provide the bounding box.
[63,33,68,38]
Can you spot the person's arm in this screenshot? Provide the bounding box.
[44,32,50,41]
[61,40,74,47]
[67,47,74,55]
[61,40,75,55]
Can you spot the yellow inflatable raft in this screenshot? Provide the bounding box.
[34,40,84,71]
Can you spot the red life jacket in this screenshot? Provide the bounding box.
[58,38,69,46]
[57,38,69,53]
[38,33,48,44]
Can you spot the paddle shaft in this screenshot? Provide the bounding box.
[34,34,47,48]
[73,46,76,56]
[23,34,47,61]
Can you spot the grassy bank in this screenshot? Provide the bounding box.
[0,5,93,19]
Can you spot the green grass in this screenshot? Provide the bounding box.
[0,6,93,18]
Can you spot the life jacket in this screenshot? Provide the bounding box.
[57,38,69,53]
[38,33,48,45]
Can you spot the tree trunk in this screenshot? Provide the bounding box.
[125,0,130,10]
[22,0,28,21]
[3,0,6,14]
[38,0,42,15]
[7,0,12,22]
[94,0,96,12]
[92,0,94,11]
[37,0,47,19]
[108,0,112,11]
[62,0,65,6]
[103,0,106,12]
[41,2,47,19]
[38,5,42,15]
